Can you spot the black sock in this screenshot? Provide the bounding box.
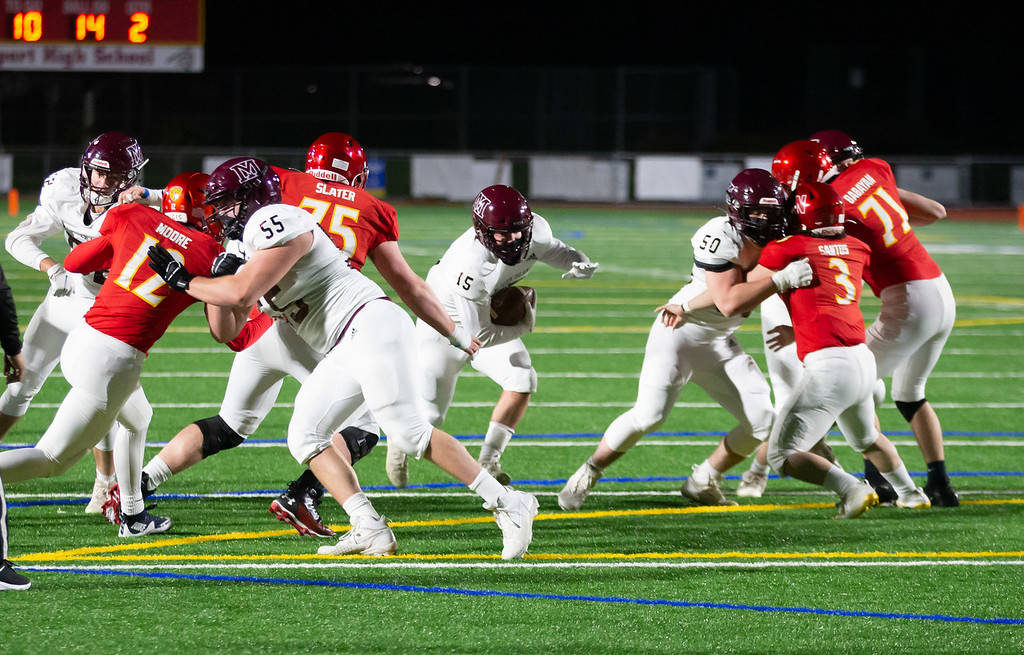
[926,460,948,486]
[295,468,324,494]
[863,459,885,485]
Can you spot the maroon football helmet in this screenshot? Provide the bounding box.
[305,132,369,188]
[79,131,148,207]
[810,129,864,169]
[725,169,789,246]
[472,185,534,265]
[792,181,845,235]
[204,157,282,240]
[162,172,220,239]
[771,140,837,192]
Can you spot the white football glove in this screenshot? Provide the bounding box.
[771,258,814,292]
[447,324,474,351]
[46,263,73,298]
[520,296,537,332]
[562,261,599,279]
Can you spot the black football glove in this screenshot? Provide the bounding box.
[147,244,194,292]
[210,252,245,277]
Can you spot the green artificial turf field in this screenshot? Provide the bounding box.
[1,201,1022,653]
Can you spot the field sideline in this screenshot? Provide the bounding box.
[1,201,1023,653]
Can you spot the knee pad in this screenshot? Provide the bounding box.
[503,366,538,394]
[197,415,245,458]
[339,426,379,465]
[895,398,927,423]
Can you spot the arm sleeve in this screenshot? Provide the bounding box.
[0,264,22,356]
[64,236,114,274]
[226,308,274,352]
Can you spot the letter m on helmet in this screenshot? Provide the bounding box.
[230,159,262,183]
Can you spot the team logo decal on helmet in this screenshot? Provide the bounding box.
[471,185,534,265]
[792,181,845,236]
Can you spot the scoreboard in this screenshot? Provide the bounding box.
[0,0,204,72]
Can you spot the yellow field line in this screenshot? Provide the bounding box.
[16,549,1024,564]
[17,499,1019,562]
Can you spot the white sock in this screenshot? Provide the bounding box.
[881,462,917,498]
[586,457,604,473]
[479,421,514,463]
[342,492,381,523]
[469,469,507,507]
[142,456,172,491]
[822,464,860,495]
[748,459,769,475]
[692,459,721,485]
[95,472,116,485]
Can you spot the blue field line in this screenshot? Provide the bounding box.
[21,567,1024,625]
[8,471,1023,508]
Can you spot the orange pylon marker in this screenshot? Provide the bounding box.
[7,188,18,216]
[1018,204,1024,231]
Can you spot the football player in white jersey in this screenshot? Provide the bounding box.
[557,169,813,511]
[386,185,598,488]
[0,131,160,514]
[147,158,538,559]
[137,134,478,539]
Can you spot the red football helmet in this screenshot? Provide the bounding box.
[810,129,864,169]
[305,132,369,188]
[726,169,790,246]
[472,185,534,265]
[205,157,282,241]
[771,140,837,192]
[79,131,148,207]
[792,181,845,235]
[163,172,220,239]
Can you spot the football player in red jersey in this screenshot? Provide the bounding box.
[1,132,164,516]
[711,182,929,518]
[139,133,478,538]
[0,178,223,537]
[774,132,958,507]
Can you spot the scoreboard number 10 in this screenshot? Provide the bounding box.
[12,10,150,43]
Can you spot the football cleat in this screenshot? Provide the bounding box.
[270,483,336,538]
[681,468,738,507]
[118,509,172,537]
[317,516,396,556]
[557,460,602,511]
[487,489,539,560]
[0,560,31,591]
[895,487,932,510]
[834,481,879,519]
[480,459,512,486]
[101,483,122,525]
[385,445,409,488]
[736,469,768,498]
[924,479,960,507]
[85,477,114,514]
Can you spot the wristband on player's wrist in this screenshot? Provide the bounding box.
[681,298,692,313]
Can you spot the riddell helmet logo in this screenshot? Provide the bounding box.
[473,194,491,218]
[230,159,262,182]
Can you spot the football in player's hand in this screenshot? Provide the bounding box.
[490,286,536,326]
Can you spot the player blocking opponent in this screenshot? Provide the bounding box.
[723,181,929,517]
[0,188,223,536]
[557,169,813,511]
[389,184,598,488]
[139,134,477,538]
[772,132,957,507]
[147,158,537,558]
